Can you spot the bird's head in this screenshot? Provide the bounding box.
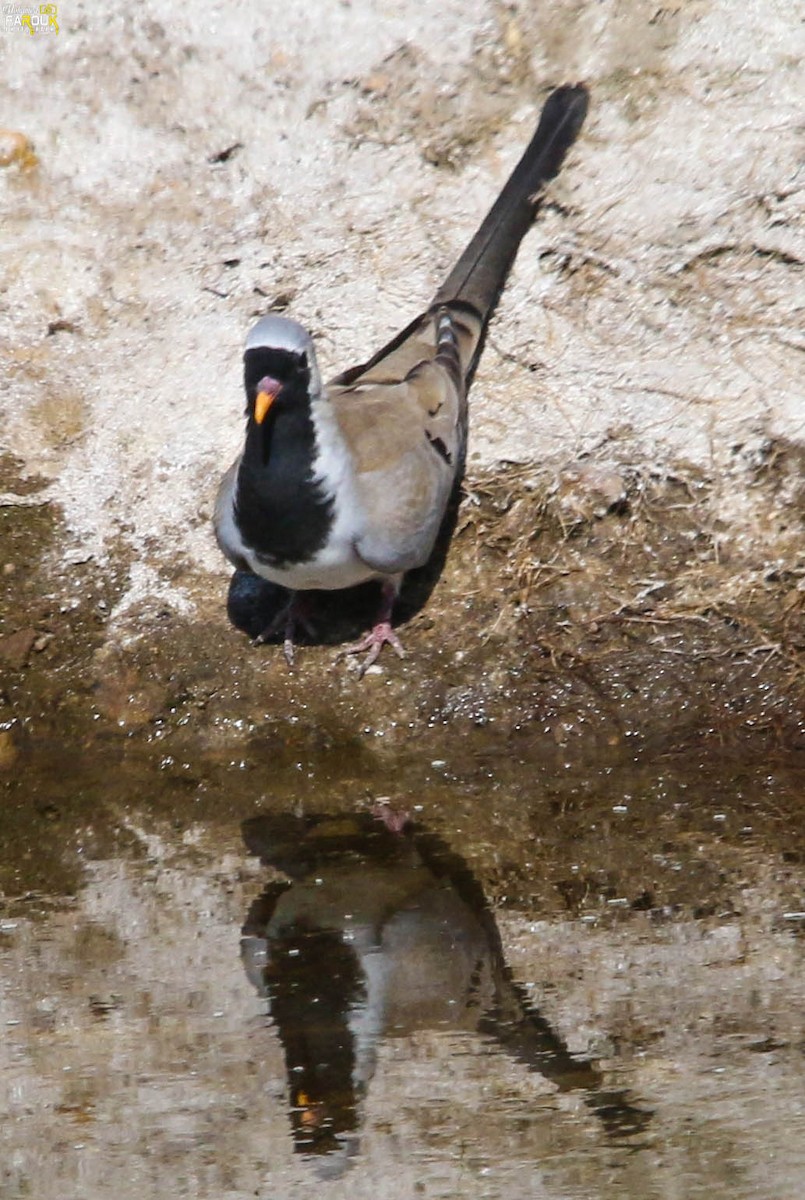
[242,315,321,426]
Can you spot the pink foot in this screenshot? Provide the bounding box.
[338,578,405,676]
[253,594,316,667]
[339,621,406,676]
[370,802,411,834]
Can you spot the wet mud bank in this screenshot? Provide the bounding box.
[3,440,804,742]
[2,442,803,893]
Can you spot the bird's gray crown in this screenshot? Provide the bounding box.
[245,315,313,356]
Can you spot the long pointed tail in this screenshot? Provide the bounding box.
[434,84,589,326]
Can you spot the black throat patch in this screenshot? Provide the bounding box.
[235,352,335,569]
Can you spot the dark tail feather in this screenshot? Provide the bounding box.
[434,84,589,323]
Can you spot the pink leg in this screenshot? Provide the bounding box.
[253,592,317,667]
[339,579,405,676]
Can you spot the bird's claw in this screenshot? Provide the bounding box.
[338,622,406,676]
[253,597,317,669]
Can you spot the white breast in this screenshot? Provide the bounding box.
[215,401,385,592]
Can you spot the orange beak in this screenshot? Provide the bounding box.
[254,382,280,424]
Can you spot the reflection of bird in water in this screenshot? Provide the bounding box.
[241,810,651,1168]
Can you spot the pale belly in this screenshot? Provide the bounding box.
[243,543,381,592]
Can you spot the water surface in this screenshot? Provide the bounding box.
[1,729,803,1198]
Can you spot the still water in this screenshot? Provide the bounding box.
[1,732,803,1199]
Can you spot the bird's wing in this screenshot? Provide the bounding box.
[328,303,483,391]
[213,457,244,567]
[326,305,480,575]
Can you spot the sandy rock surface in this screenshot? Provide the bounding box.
[2,0,802,626]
